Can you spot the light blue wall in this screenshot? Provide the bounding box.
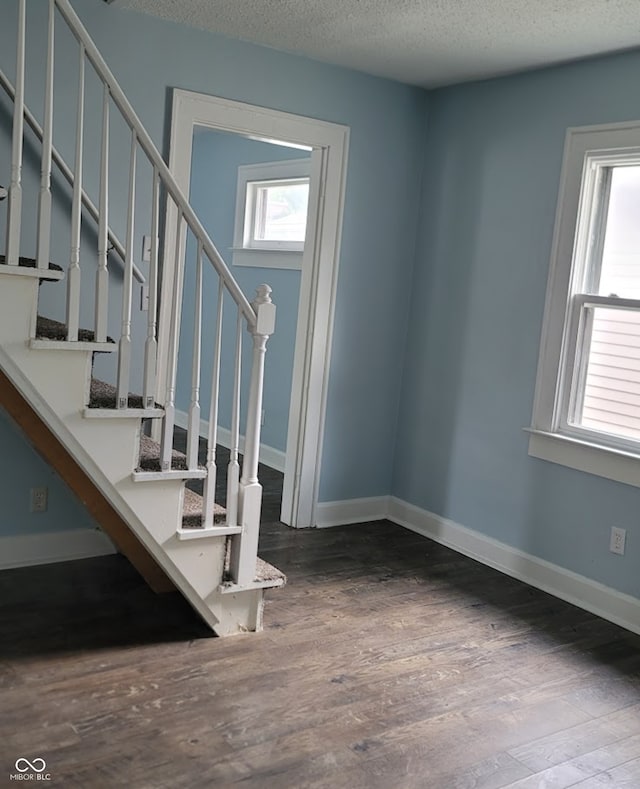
[0,409,98,537]
[394,49,640,599]
[180,130,308,452]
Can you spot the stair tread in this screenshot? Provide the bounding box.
[36,315,115,345]
[222,540,286,585]
[89,378,157,410]
[0,255,63,275]
[182,486,226,527]
[254,556,287,584]
[137,433,193,473]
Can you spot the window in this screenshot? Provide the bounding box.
[529,120,640,487]
[232,158,311,269]
[244,178,309,249]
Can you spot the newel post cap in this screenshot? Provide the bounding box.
[252,284,276,336]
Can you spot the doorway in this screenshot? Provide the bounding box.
[158,90,349,528]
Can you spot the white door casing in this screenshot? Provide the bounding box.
[157,90,349,528]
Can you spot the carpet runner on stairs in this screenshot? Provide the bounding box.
[222,540,286,586]
[36,315,115,345]
[89,378,149,410]
[137,433,191,473]
[183,485,226,527]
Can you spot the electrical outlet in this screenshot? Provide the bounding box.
[30,486,48,513]
[610,526,626,556]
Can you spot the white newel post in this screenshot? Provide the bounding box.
[229,285,276,586]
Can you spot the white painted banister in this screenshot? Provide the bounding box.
[202,281,224,528]
[36,0,55,272]
[53,0,255,326]
[5,0,26,267]
[226,310,243,529]
[95,83,110,342]
[66,44,84,342]
[186,240,203,469]
[117,131,136,408]
[0,68,144,284]
[230,286,276,586]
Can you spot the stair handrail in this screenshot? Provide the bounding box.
[53,0,256,328]
[0,66,144,285]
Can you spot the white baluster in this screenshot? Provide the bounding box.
[5,0,26,267]
[95,83,109,342]
[226,308,243,529]
[229,285,276,586]
[66,44,85,341]
[159,208,184,469]
[116,130,136,407]
[202,280,224,527]
[143,167,160,408]
[186,239,203,469]
[36,0,55,272]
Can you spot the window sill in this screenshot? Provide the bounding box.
[526,428,640,489]
[231,248,303,270]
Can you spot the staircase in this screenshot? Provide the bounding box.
[0,0,285,636]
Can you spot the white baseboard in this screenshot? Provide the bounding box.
[315,496,390,528]
[387,497,640,637]
[174,410,286,473]
[0,528,116,571]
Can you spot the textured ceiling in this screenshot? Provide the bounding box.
[108,0,640,87]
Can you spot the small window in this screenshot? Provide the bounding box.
[529,120,640,487]
[245,178,309,249]
[233,158,311,269]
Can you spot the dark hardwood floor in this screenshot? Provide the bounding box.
[2,516,640,787]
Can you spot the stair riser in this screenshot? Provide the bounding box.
[0,275,39,344]
[209,589,265,635]
[113,476,186,543]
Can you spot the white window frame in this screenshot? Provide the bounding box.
[232,158,311,270]
[528,119,640,488]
